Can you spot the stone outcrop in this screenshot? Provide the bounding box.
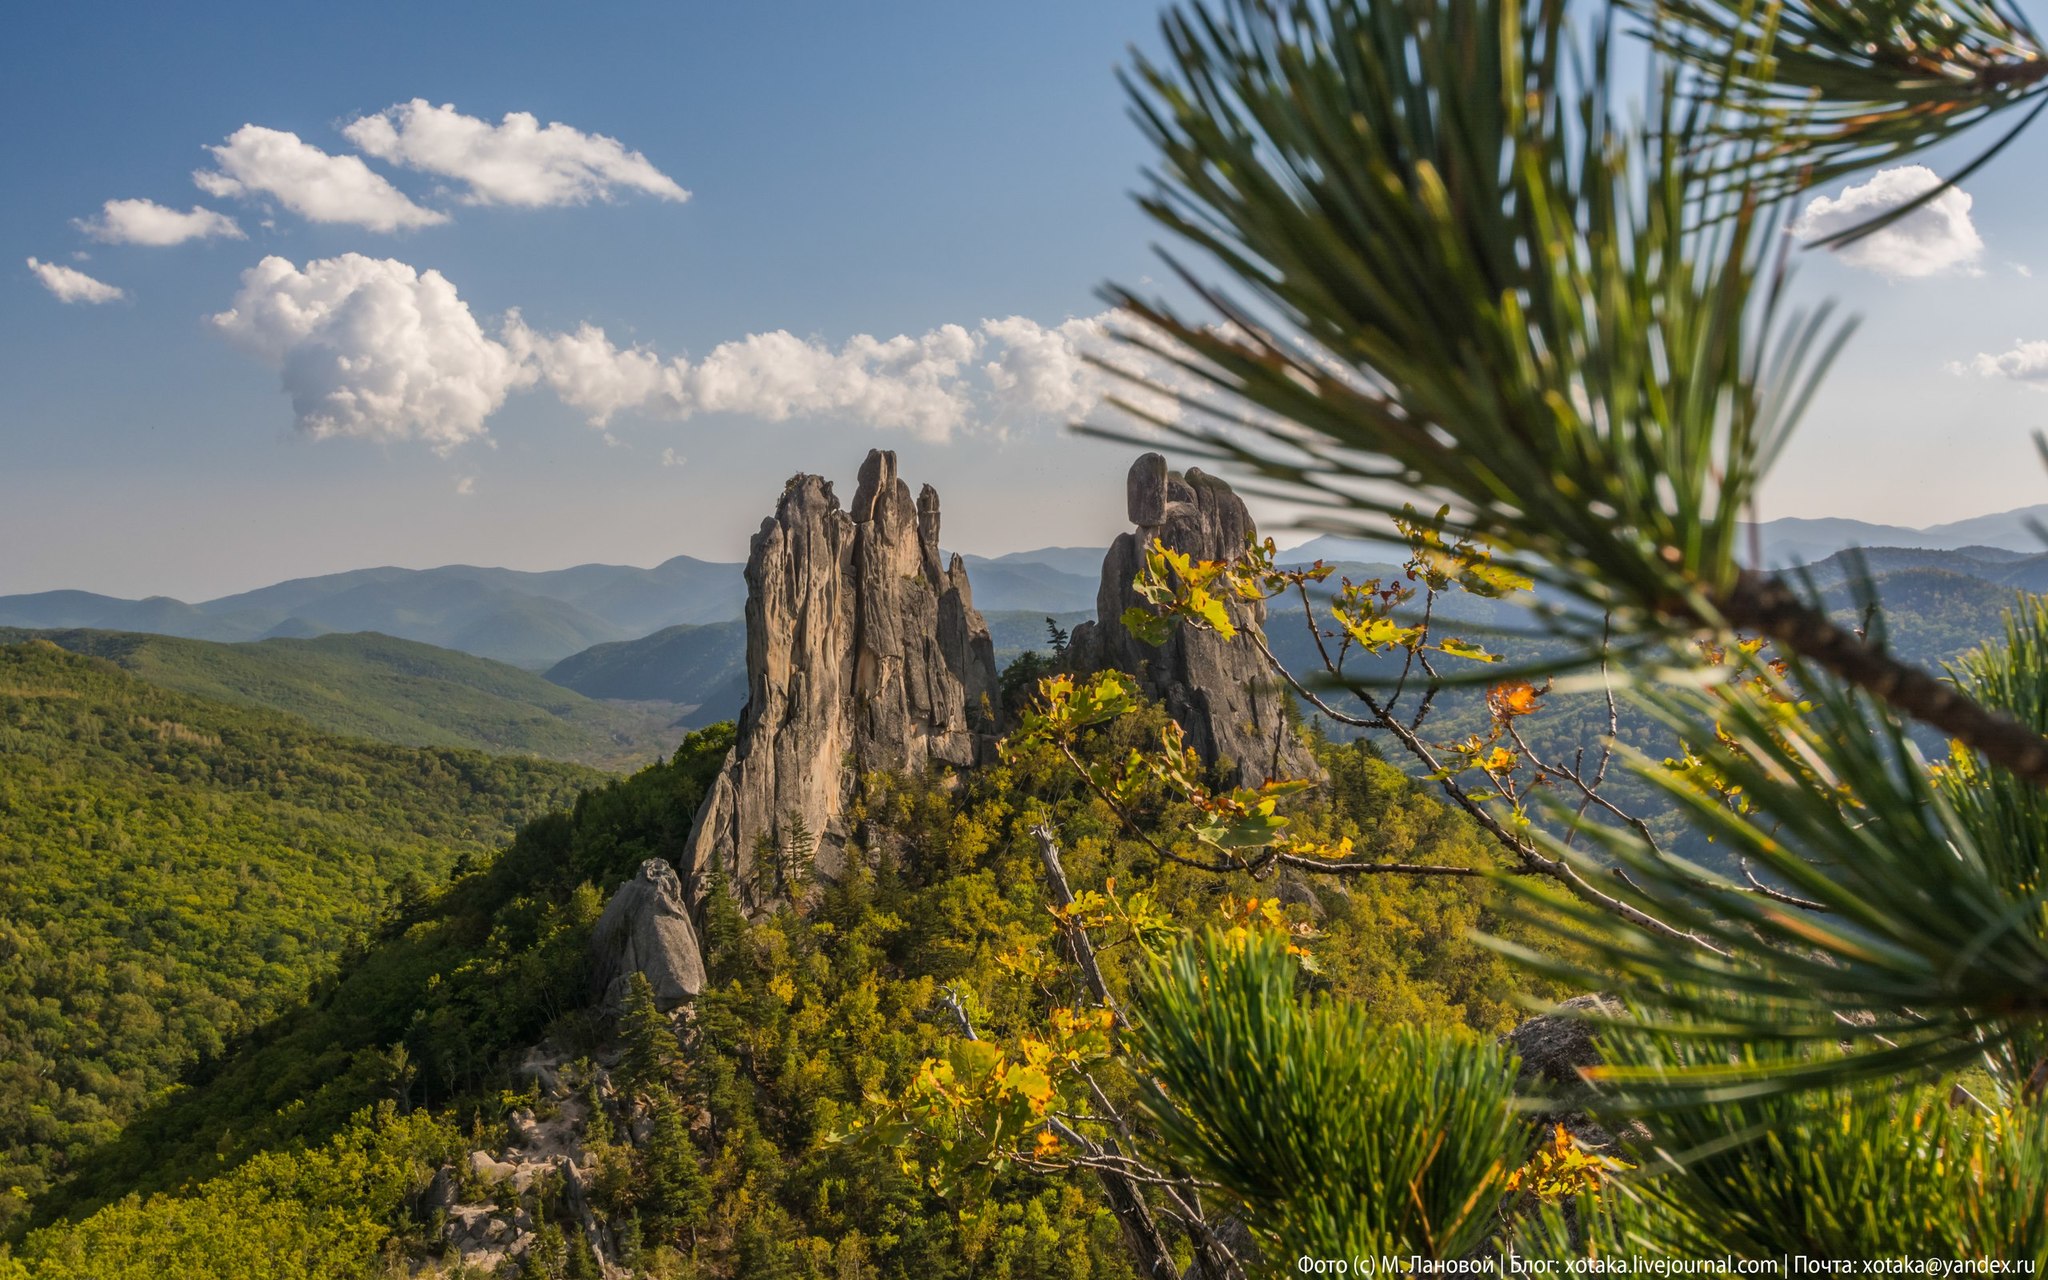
[1502,993,1640,1149]
[432,1066,627,1278]
[1069,453,1318,785]
[683,449,999,912]
[589,858,705,1012]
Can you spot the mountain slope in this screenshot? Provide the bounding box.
[542,611,1098,718]
[12,697,1549,1276]
[0,642,599,1229]
[544,620,748,726]
[948,559,1100,612]
[0,628,691,769]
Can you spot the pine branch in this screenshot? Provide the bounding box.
[1712,570,2048,787]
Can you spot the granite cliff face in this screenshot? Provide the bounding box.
[1069,452,1317,785]
[682,449,999,912]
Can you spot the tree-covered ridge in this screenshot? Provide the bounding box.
[0,628,690,770]
[0,641,599,1232]
[30,721,736,1229]
[3,676,1553,1275]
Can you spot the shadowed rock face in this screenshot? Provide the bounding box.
[589,858,705,1012]
[1503,993,1638,1149]
[683,449,999,913]
[1069,452,1318,786]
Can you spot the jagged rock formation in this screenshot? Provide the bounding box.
[589,858,705,1012]
[1069,452,1318,785]
[683,449,999,912]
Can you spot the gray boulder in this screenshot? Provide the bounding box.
[590,858,705,1011]
[1503,993,1635,1148]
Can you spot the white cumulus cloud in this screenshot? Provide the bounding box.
[502,318,687,423]
[505,316,981,440]
[212,252,1220,451]
[211,254,531,451]
[1790,165,1983,279]
[73,198,243,246]
[196,126,447,232]
[1951,338,2048,386]
[689,326,979,439]
[503,309,1202,443]
[980,314,1107,418]
[26,257,125,304]
[343,101,688,207]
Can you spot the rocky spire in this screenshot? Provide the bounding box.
[682,449,999,913]
[1068,452,1318,786]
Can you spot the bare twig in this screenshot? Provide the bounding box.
[1054,741,1245,876]
[937,986,979,1041]
[1242,630,1734,958]
[1273,852,1492,877]
[1034,823,1249,1280]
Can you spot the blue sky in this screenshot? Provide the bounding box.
[4,1,2046,599]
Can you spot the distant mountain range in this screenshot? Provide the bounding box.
[955,550,1102,614]
[1741,505,2048,567]
[0,548,1103,670]
[7,503,2045,752]
[1277,504,2048,570]
[0,557,747,668]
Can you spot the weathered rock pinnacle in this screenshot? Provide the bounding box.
[682,449,999,913]
[589,858,705,1012]
[1069,452,1318,785]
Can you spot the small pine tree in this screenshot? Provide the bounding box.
[583,1081,613,1146]
[779,809,815,897]
[638,1090,712,1251]
[564,1229,600,1280]
[615,1215,644,1268]
[1044,616,1070,654]
[616,972,679,1100]
[751,830,782,904]
[583,1081,638,1222]
[523,1222,569,1279]
[699,868,747,988]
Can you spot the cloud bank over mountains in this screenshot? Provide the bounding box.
[213,252,1181,451]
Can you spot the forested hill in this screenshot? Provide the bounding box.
[0,628,690,769]
[0,641,600,1231]
[3,697,1554,1277]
